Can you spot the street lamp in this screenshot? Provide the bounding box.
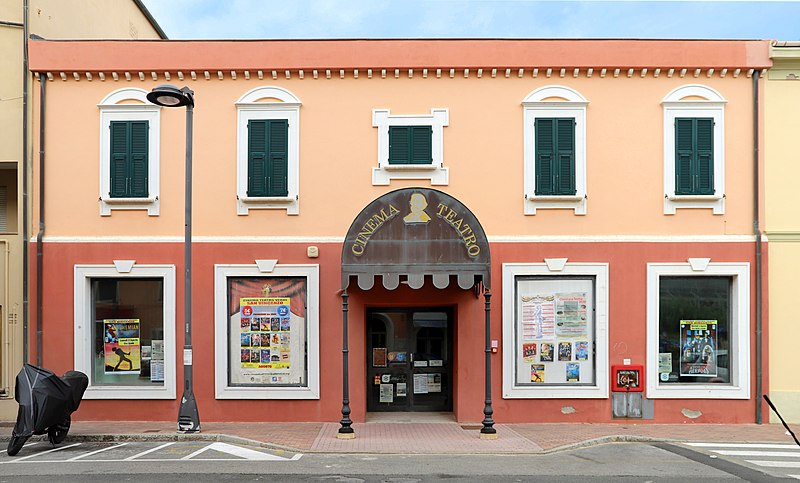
[147,84,200,433]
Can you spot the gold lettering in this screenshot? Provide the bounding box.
[445,209,457,222]
[349,202,400,257]
[389,204,399,216]
[352,244,364,255]
[451,218,463,231]
[468,245,481,256]
[436,203,448,216]
[463,234,477,245]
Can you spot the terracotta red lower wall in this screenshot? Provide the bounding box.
[29,239,767,424]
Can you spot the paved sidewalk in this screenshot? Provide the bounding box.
[7,420,796,454]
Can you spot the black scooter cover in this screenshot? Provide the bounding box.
[12,364,88,438]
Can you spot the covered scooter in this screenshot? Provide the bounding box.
[6,364,88,456]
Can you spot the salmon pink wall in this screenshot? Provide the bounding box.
[36,72,757,238]
[33,239,760,423]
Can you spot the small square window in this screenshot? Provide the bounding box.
[389,125,432,165]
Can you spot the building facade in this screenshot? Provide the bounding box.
[765,41,800,424]
[0,0,165,421]
[27,39,770,427]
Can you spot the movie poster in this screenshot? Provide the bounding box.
[530,364,545,383]
[239,297,292,370]
[540,343,554,362]
[566,363,580,382]
[103,319,141,374]
[679,320,718,377]
[558,342,572,361]
[575,341,589,361]
[522,343,537,362]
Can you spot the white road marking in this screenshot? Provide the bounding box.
[745,460,800,468]
[788,474,800,480]
[712,450,800,457]
[5,443,81,462]
[67,443,128,461]
[124,441,174,460]
[686,442,800,450]
[181,442,295,461]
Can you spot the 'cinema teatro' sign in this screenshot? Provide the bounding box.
[343,188,489,263]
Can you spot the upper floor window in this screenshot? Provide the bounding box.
[372,109,448,185]
[662,85,726,214]
[98,89,161,216]
[523,86,588,215]
[236,87,301,215]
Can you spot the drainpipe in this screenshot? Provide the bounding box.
[753,70,763,424]
[35,73,45,367]
[22,0,29,365]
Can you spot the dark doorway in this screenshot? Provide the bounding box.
[367,308,453,412]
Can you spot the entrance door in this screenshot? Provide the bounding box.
[367,308,453,412]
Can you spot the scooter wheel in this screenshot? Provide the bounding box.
[48,417,70,445]
[7,433,27,456]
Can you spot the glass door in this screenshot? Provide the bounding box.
[367,308,452,412]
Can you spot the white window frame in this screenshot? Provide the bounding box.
[98,88,161,216]
[662,84,727,215]
[236,87,301,215]
[214,262,320,399]
[502,261,609,398]
[523,86,588,215]
[646,261,750,399]
[74,263,176,399]
[372,108,449,185]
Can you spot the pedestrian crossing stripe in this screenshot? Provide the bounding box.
[686,442,800,450]
[712,450,800,457]
[746,460,800,468]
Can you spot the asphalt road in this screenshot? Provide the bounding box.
[0,440,791,481]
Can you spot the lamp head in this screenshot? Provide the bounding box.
[147,84,194,108]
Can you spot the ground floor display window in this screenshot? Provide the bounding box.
[214,263,319,399]
[502,262,609,398]
[74,264,176,399]
[646,262,750,399]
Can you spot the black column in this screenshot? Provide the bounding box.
[481,289,496,436]
[338,290,355,437]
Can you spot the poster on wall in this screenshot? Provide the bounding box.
[103,319,141,374]
[522,343,537,362]
[373,348,387,367]
[566,363,580,382]
[554,293,588,337]
[520,295,555,340]
[413,374,429,394]
[380,384,394,403]
[679,320,718,377]
[239,297,292,370]
[530,364,545,383]
[558,342,572,361]
[575,341,589,361]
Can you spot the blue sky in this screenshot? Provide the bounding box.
[140,0,800,40]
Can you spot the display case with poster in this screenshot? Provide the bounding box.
[226,277,308,387]
[513,276,596,386]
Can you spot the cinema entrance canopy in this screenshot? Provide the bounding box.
[337,188,497,439]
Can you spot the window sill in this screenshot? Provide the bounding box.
[237,194,299,215]
[664,194,725,215]
[383,163,438,171]
[524,194,587,215]
[646,384,748,399]
[100,197,159,216]
[372,165,448,186]
[667,194,723,201]
[102,196,157,204]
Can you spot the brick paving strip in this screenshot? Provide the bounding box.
[3,420,799,455]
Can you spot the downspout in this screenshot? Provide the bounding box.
[35,72,45,367]
[22,0,29,365]
[753,70,763,424]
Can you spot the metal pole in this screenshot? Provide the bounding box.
[753,70,763,425]
[338,290,354,438]
[480,289,496,438]
[177,101,200,432]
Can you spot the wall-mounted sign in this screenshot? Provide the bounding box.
[611,364,644,392]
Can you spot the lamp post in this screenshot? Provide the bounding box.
[146,84,200,433]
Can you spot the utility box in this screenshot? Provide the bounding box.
[611,364,644,418]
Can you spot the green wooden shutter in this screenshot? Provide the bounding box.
[410,126,433,164]
[267,119,289,196]
[675,118,695,195]
[675,117,714,195]
[389,126,410,164]
[555,118,576,195]
[129,121,149,197]
[247,120,268,197]
[109,121,130,198]
[535,119,554,195]
[109,120,148,198]
[695,118,714,195]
